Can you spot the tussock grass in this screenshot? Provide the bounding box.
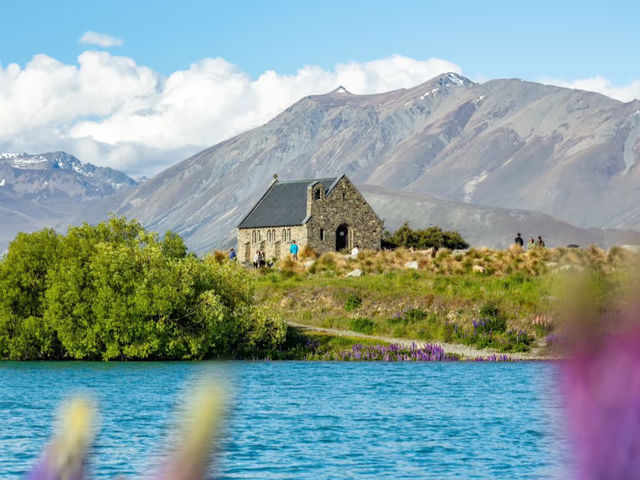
[299,245,318,259]
[280,245,637,278]
[212,250,227,263]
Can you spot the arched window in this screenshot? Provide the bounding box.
[287,228,291,242]
[252,231,256,243]
[320,228,325,241]
[272,229,276,242]
[282,229,286,241]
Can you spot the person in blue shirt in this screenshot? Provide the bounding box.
[229,248,237,261]
[289,240,299,261]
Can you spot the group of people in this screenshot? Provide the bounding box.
[227,241,299,268]
[253,249,268,268]
[514,233,545,249]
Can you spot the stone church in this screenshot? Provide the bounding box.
[237,175,383,262]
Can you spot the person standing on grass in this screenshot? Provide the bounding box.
[229,248,237,261]
[253,250,260,268]
[527,237,536,250]
[514,233,524,247]
[290,240,299,261]
[537,236,546,248]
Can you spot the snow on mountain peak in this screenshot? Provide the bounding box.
[0,151,137,192]
[438,72,475,87]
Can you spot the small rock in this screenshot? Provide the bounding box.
[346,268,363,278]
[304,260,315,268]
[451,249,469,256]
[405,260,419,270]
[472,265,485,274]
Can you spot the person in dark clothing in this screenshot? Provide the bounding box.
[537,236,546,248]
[229,248,237,261]
[514,233,524,247]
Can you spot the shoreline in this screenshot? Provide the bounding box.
[287,321,562,361]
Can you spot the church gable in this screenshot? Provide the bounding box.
[305,176,382,253]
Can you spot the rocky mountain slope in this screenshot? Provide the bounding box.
[0,152,137,250]
[73,73,640,251]
[75,73,640,251]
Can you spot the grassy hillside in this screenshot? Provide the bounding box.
[254,246,638,357]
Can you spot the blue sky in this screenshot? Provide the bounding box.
[2,0,638,83]
[0,0,638,176]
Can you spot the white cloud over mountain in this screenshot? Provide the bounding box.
[0,50,638,177]
[539,76,640,103]
[0,53,461,176]
[79,31,124,48]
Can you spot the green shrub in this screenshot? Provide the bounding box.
[382,222,469,250]
[349,317,375,334]
[344,293,362,311]
[404,308,427,323]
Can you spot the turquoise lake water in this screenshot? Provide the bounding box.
[0,362,570,479]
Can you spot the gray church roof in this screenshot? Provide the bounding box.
[238,177,341,228]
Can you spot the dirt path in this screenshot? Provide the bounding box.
[287,321,553,360]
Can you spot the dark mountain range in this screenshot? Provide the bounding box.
[0,152,137,250]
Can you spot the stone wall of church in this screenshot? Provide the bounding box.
[237,225,306,263]
[304,177,383,254]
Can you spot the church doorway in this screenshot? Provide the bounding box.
[336,224,348,251]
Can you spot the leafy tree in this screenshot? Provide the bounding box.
[162,230,187,259]
[0,216,286,360]
[0,229,62,359]
[382,222,469,250]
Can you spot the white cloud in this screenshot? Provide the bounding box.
[0,53,460,177]
[539,76,640,102]
[78,31,123,48]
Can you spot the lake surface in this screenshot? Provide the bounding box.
[0,362,570,479]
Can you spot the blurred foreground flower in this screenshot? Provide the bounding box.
[563,312,640,479]
[27,397,95,480]
[157,382,226,480]
[26,381,225,480]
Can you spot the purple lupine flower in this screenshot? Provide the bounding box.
[563,320,640,479]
